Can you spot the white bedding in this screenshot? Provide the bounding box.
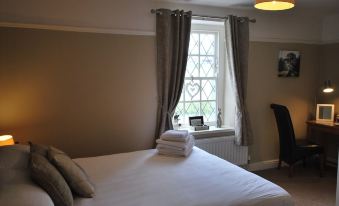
[73,147,294,206]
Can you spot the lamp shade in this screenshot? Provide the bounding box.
[255,0,295,11]
[323,80,334,93]
[0,135,14,146]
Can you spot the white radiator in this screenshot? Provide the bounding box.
[195,136,248,165]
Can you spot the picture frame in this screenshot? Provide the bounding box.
[316,104,335,123]
[189,116,204,126]
[278,50,301,77]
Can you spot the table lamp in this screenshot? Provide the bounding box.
[0,135,15,146]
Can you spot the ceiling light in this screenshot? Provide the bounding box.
[255,0,295,11]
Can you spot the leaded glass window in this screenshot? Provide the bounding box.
[175,31,219,125]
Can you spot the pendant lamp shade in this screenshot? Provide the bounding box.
[255,0,295,11]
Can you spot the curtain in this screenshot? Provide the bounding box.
[225,15,253,146]
[154,9,192,140]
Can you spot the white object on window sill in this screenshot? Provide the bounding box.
[176,126,234,138]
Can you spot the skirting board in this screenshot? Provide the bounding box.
[245,159,282,172]
[245,157,337,172]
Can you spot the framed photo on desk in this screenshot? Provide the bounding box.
[316,104,335,123]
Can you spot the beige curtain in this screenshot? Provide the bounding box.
[225,15,253,146]
[155,9,192,140]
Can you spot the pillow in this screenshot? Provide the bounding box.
[0,145,52,206]
[0,183,54,206]
[48,146,95,198]
[0,144,30,169]
[29,142,48,157]
[0,168,29,184]
[29,153,73,206]
[0,168,54,206]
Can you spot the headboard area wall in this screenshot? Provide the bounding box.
[0,27,157,158]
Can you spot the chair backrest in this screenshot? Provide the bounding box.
[270,104,296,160]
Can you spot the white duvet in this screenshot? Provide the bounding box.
[73,147,294,206]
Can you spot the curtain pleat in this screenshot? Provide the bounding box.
[154,9,192,141]
[225,15,253,146]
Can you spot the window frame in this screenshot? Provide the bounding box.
[175,21,225,127]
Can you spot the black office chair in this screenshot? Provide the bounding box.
[270,104,325,177]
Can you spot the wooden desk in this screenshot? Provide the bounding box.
[308,123,339,206]
[307,121,339,143]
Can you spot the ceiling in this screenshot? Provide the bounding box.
[155,0,339,14]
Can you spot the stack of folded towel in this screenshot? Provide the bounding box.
[156,130,194,157]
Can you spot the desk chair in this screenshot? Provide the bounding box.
[270,104,325,177]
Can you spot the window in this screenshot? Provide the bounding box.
[174,22,226,126]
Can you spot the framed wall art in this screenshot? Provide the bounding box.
[278,50,301,77]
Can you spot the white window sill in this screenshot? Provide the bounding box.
[176,126,235,139]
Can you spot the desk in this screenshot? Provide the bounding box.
[307,121,339,143]
[307,120,339,165]
[308,121,339,204]
[307,120,339,170]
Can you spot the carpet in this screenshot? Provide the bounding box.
[255,165,337,206]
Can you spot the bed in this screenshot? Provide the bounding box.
[0,145,294,206]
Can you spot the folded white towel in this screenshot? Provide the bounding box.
[157,146,193,157]
[160,130,189,142]
[156,138,194,151]
[156,135,194,149]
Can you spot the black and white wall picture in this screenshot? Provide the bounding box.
[278,50,301,77]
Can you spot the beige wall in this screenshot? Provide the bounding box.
[318,43,339,109]
[0,27,324,163]
[247,42,320,162]
[0,27,157,158]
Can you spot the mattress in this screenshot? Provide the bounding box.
[73,147,294,206]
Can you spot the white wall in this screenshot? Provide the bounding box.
[0,0,323,44]
[0,0,155,32]
[322,14,339,44]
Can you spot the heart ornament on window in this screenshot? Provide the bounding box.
[186,81,200,99]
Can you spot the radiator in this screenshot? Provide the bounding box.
[195,136,248,165]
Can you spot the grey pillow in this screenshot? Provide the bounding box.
[0,168,54,206]
[30,153,73,206]
[48,147,95,198]
[29,142,48,157]
[0,144,30,169]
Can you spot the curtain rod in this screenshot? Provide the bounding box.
[150,9,256,23]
